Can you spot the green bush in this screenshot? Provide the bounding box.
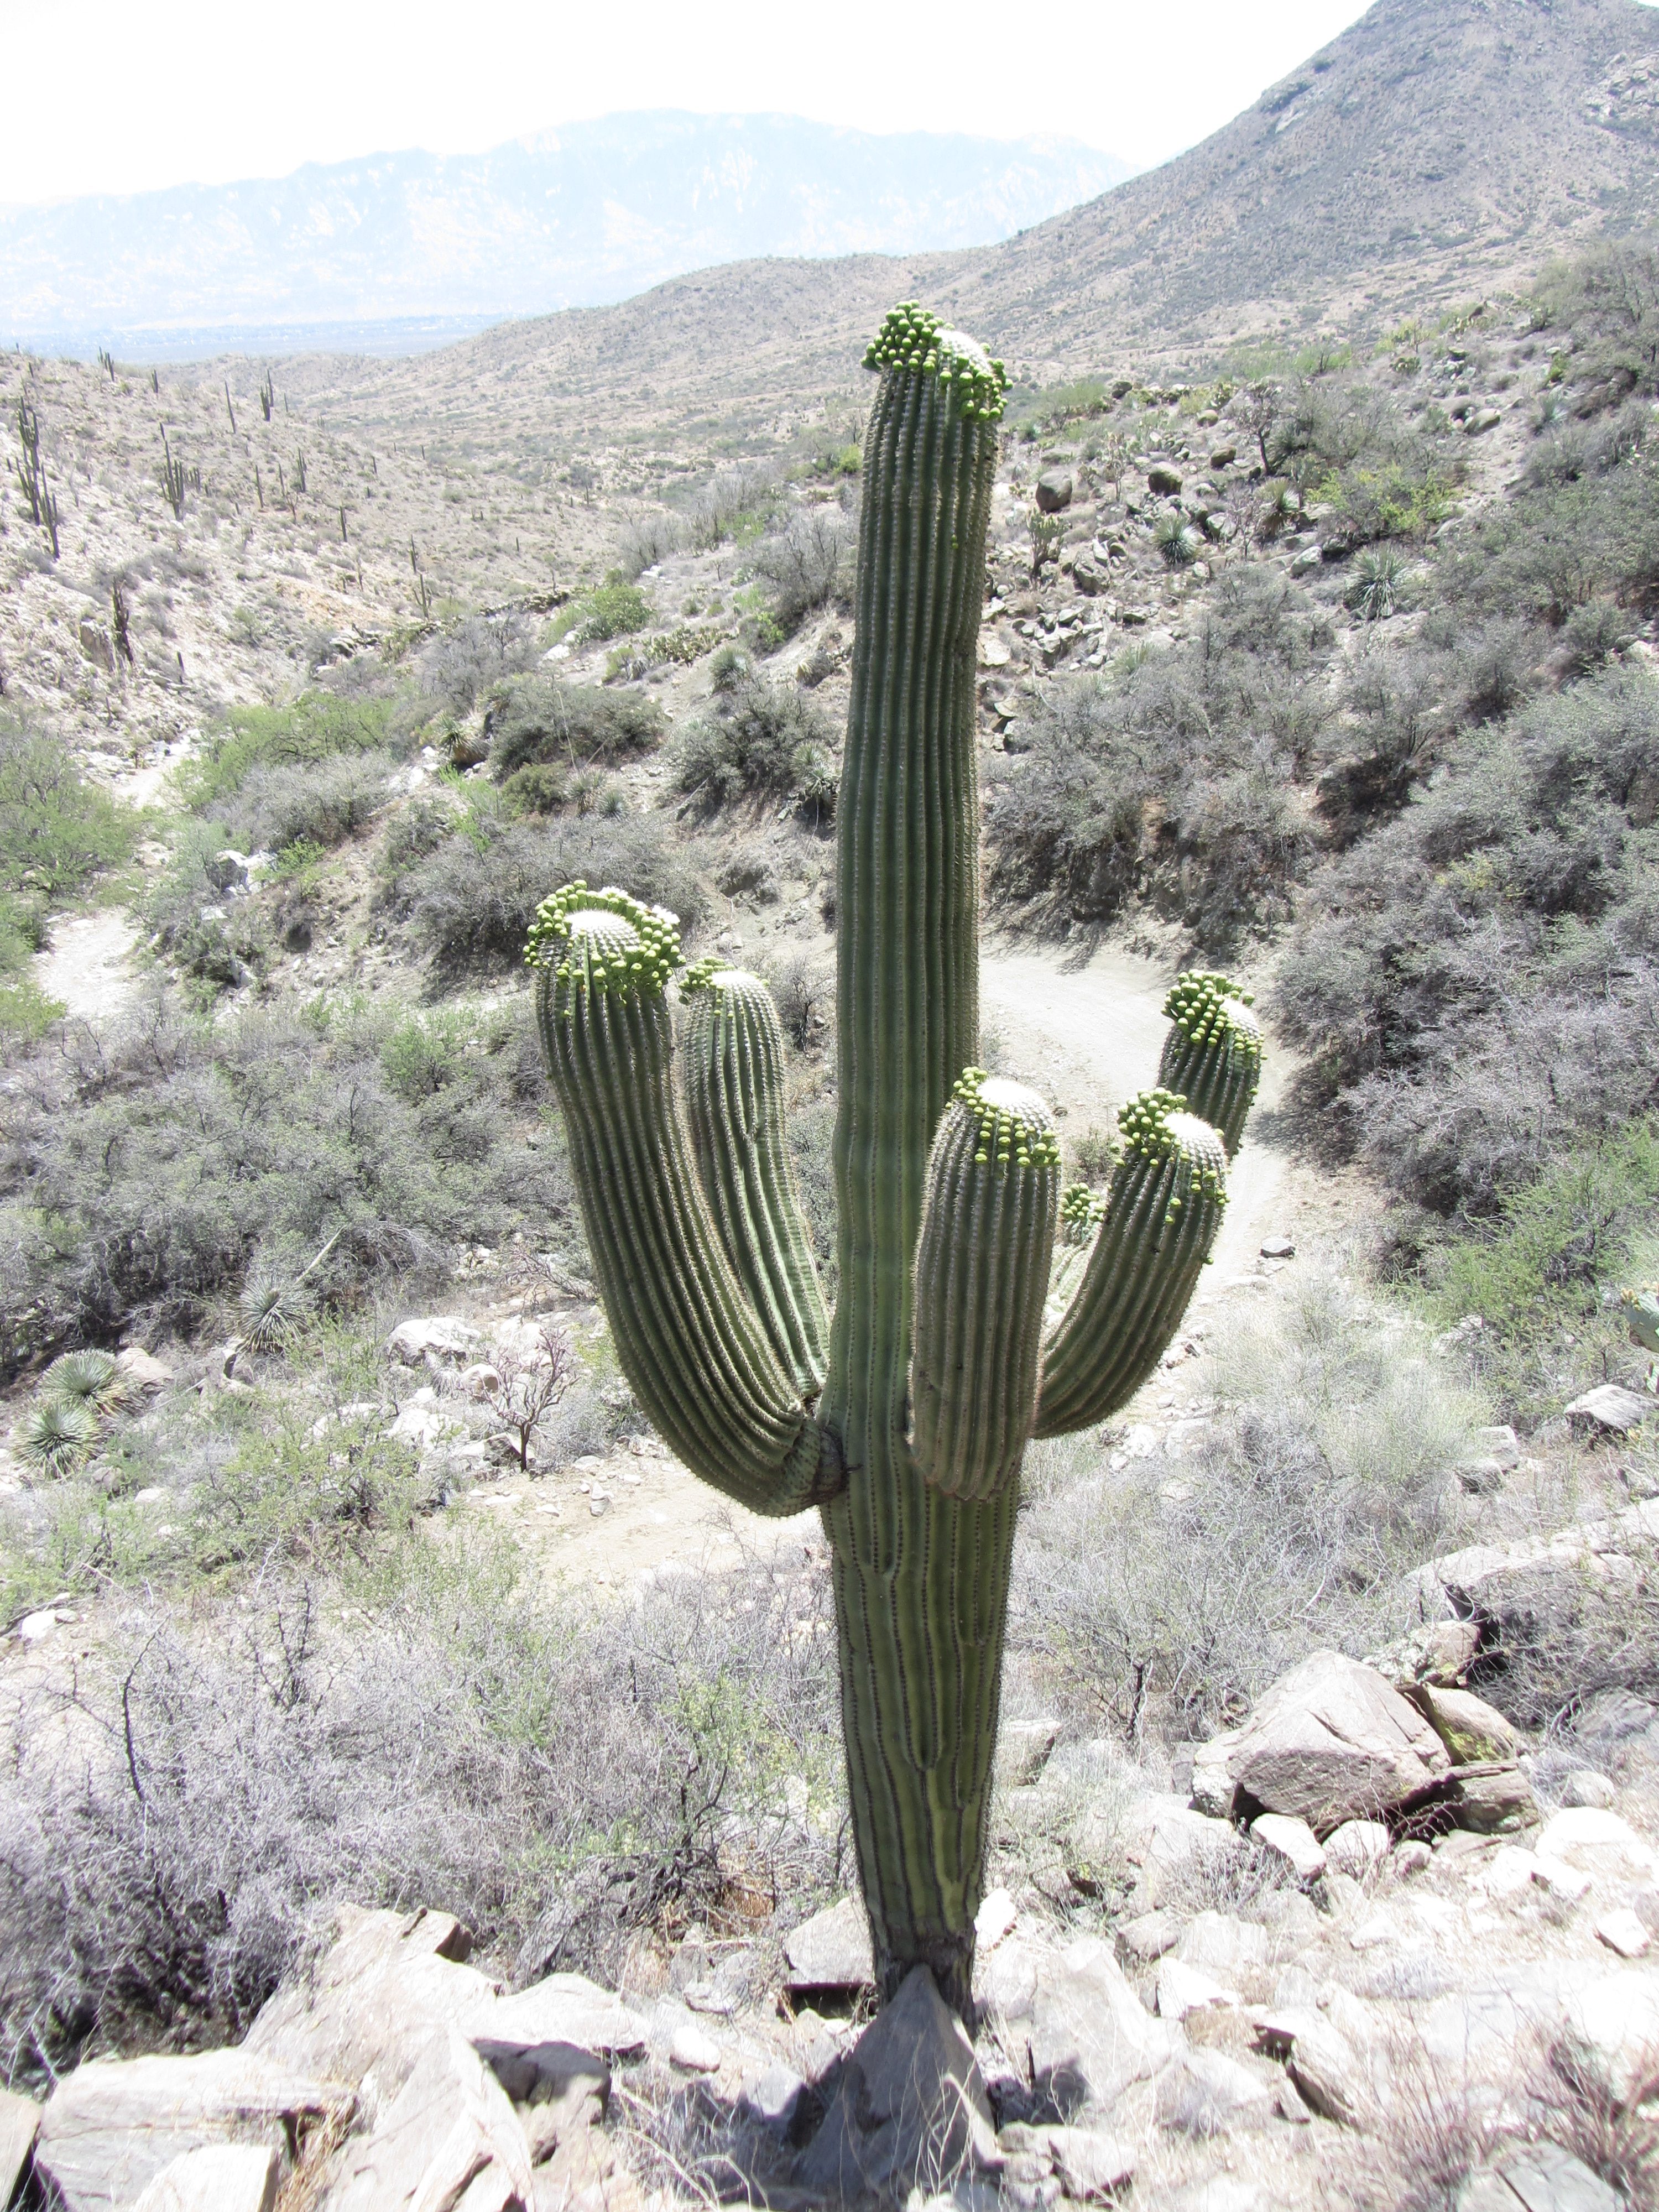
[986,565,1328,943]
[484,678,664,783]
[0,722,137,900]
[1428,1125,1659,1422]
[555,581,653,645]
[213,750,392,855]
[181,695,393,814]
[0,989,575,1363]
[672,677,837,821]
[408,814,705,969]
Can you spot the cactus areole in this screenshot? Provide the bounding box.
[528,305,1257,2016]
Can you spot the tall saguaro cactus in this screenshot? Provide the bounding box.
[528,304,1260,2015]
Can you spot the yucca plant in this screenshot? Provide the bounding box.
[40,1348,127,1413]
[17,1397,100,1479]
[1346,545,1409,622]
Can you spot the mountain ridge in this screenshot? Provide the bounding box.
[0,110,1131,350]
[319,0,1659,444]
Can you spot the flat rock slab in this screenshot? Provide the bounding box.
[328,2027,534,2212]
[1047,2127,1135,2200]
[1460,2141,1622,2212]
[131,2146,279,2212]
[1564,1384,1651,1434]
[782,1897,874,1994]
[796,1966,995,2199]
[36,2049,344,2212]
[468,1973,649,2060]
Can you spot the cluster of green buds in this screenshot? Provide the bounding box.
[1058,1183,1107,1246]
[1163,971,1262,1062]
[679,956,731,995]
[862,302,1010,422]
[523,881,682,1005]
[1112,1089,1229,1228]
[951,1067,1062,1174]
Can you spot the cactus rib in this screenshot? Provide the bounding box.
[909,1072,1059,1499]
[681,961,830,1399]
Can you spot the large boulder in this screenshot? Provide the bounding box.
[796,1966,998,2198]
[242,1906,499,2119]
[1192,1652,1448,1834]
[1035,469,1074,513]
[35,2051,344,2212]
[0,2089,40,2208]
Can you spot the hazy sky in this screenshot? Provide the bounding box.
[4,0,1383,206]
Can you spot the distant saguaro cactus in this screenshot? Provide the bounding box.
[527,305,1259,2013]
[258,368,275,422]
[159,426,186,520]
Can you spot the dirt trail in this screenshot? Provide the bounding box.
[34,911,142,1022]
[508,941,1317,1593]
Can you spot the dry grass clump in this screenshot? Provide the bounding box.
[1013,1269,1484,1742]
[0,1532,846,2086]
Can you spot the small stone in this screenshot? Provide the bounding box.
[1209,445,1238,469]
[1594,1908,1650,1959]
[1156,2047,1275,2136]
[1116,1909,1181,1963]
[1442,1762,1537,1835]
[1559,1770,1616,1809]
[1035,469,1074,513]
[1258,1237,1295,1260]
[1157,1959,1238,2021]
[1394,1840,1434,1875]
[1561,1969,1659,2105]
[1249,1813,1326,1882]
[1147,464,1183,495]
[1325,1820,1391,1877]
[669,2022,723,2073]
[741,2062,805,2127]
[1408,1685,1520,1765]
[1473,1425,1521,1470]
[1048,2127,1135,2200]
[975,1888,1019,1949]
[784,1897,875,1995]
[1000,1717,1061,1785]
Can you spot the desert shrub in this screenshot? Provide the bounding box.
[556,581,653,646]
[408,815,705,970]
[212,750,391,855]
[761,950,831,1049]
[378,794,457,881]
[1561,598,1636,674]
[485,678,664,782]
[0,987,575,1361]
[677,463,783,551]
[786,1098,837,1305]
[1531,239,1659,406]
[419,614,541,716]
[674,679,836,821]
[0,722,136,900]
[181,695,394,813]
[1013,1271,1480,1740]
[1277,666,1659,1215]
[616,514,684,577]
[748,508,855,632]
[986,566,1327,943]
[0,1535,845,2078]
[1426,1124,1659,1422]
[1444,455,1659,627]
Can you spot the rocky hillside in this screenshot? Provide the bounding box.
[331,0,1659,441]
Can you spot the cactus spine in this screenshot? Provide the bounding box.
[529,304,1259,2018]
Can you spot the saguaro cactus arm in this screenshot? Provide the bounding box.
[529,885,838,1514]
[1035,1089,1230,1438]
[908,1072,1060,1499]
[1157,971,1262,1157]
[680,959,830,1401]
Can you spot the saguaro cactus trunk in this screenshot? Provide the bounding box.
[528,304,1260,2018]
